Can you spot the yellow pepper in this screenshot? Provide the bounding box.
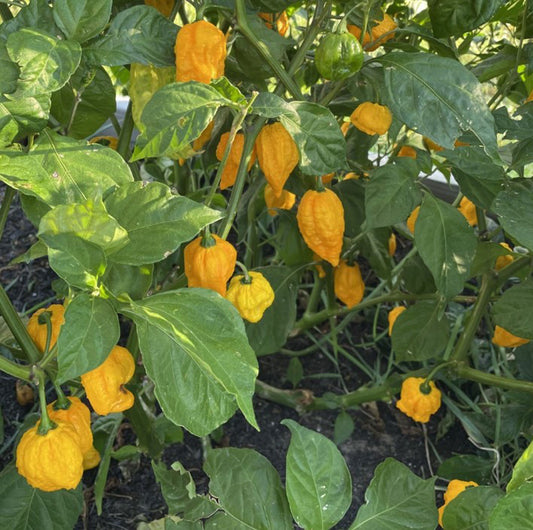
[388,233,397,256]
[396,377,441,423]
[16,420,84,491]
[350,102,392,136]
[175,21,226,84]
[438,480,478,527]
[334,260,365,308]
[296,188,345,267]
[492,325,530,348]
[89,136,118,150]
[264,184,296,216]
[347,13,397,51]
[259,11,289,36]
[423,137,444,152]
[458,197,478,227]
[184,233,237,296]
[226,271,275,323]
[494,242,514,271]
[397,145,416,159]
[255,122,299,197]
[46,396,100,470]
[81,346,135,416]
[144,0,175,17]
[387,306,406,335]
[313,253,326,279]
[406,205,420,234]
[215,132,257,190]
[26,304,65,354]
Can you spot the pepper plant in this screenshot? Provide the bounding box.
[1,0,533,528]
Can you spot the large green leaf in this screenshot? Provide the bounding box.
[56,294,119,383]
[50,65,116,139]
[53,0,112,43]
[0,43,18,95]
[350,458,437,529]
[442,486,504,530]
[507,438,533,492]
[428,0,505,37]
[493,280,533,339]
[123,290,258,436]
[391,300,450,361]
[0,465,83,530]
[0,130,133,206]
[132,82,229,161]
[282,419,352,530]
[101,263,153,300]
[0,0,59,41]
[245,266,298,356]
[492,181,533,251]
[0,94,50,139]
[6,28,81,96]
[365,159,422,228]
[489,483,533,529]
[415,194,477,299]
[280,101,348,175]
[85,6,178,67]
[104,182,221,265]
[152,461,196,515]
[381,53,499,161]
[438,454,494,484]
[204,448,292,530]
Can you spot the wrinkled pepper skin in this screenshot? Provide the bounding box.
[46,396,100,470]
[81,346,135,416]
[350,102,392,136]
[226,271,275,323]
[438,480,478,527]
[314,32,364,81]
[387,306,406,335]
[264,184,296,216]
[184,234,237,296]
[256,122,299,197]
[492,325,530,348]
[296,189,345,267]
[334,261,365,308]
[175,21,226,84]
[26,304,65,353]
[144,0,175,17]
[215,132,256,190]
[16,421,84,491]
[396,377,441,423]
[458,197,478,226]
[347,13,397,51]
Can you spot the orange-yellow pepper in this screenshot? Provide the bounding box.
[347,13,397,51]
[89,136,118,150]
[494,242,514,271]
[406,205,420,234]
[255,122,299,197]
[216,132,257,190]
[334,261,365,308]
[175,21,226,84]
[388,233,397,256]
[26,304,65,354]
[16,420,84,491]
[144,0,175,17]
[259,11,289,36]
[297,188,345,267]
[438,480,478,527]
[396,377,441,423]
[388,306,406,335]
[264,184,296,216]
[184,233,237,296]
[81,346,135,416]
[492,325,530,348]
[397,145,416,159]
[458,197,478,227]
[350,102,392,136]
[226,271,275,323]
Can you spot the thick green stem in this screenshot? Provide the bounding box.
[0,284,41,363]
[454,364,533,394]
[117,101,136,165]
[0,355,31,381]
[0,186,15,241]
[36,370,54,434]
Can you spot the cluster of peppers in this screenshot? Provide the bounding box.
[16,306,135,491]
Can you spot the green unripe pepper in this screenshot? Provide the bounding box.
[314,32,364,81]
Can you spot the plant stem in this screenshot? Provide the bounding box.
[0,186,15,241]
[36,370,54,434]
[117,100,135,164]
[0,354,31,381]
[454,363,533,394]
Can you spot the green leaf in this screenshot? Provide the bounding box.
[132,82,229,161]
[0,43,18,95]
[438,454,494,484]
[334,411,355,446]
[381,52,500,162]
[280,101,348,175]
[53,0,112,43]
[6,28,81,97]
[350,458,437,530]
[415,194,477,299]
[489,483,533,529]
[0,95,50,139]
[210,77,246,105]
[56,294,120,383]
[492,182,533,251]
[428,0,506,37]
[38,200,129,255]
[470,242,512,277]
[0,0,59,40]
[50,65,116,139]
[204,448,292,530]
[286,357,304,387]
[334,179,365,238]
[251,92,290,118]
[391,300,450,361]
[0,130,133,206]
[443,486,504,530]
[0,464,83,530]
[365,160,422,228]
[85,6,178,67]
[245,266,298,356]
[493,280,533,340]
[102,263,153,300]
[507,438,533,492]
[104,182,221,265]
[152,461,196,515]
[358,228,394,280]
[123,290,258,437]
[283,419,352,529]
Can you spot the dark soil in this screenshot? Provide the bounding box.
[0,191,471,529]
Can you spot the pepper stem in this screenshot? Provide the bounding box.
[200,231,216,248]
[36,370,55,435]
[235,261,251,284]
[52,383,71,410]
